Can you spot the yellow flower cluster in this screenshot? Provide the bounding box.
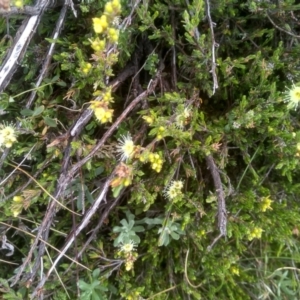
[101,88,114,103]
[91,38,106,52]
[14,0,23,8]
[149,152,163,173]
[248,227,263,241]
[91,0,121,47]
[11,196,24,217]
[116,240,138,272]
[81,62,92,74]
[0,125,17,149]
[142,115,154,125]
[156,126,165,140]
[260,196,273,212]
[89,0,121,123]
[138,149,164,172]
[125,253,137,271]
[90,100,113,124]
[230,266,240,276]
[164,180,184,200]
[111,163,133,188]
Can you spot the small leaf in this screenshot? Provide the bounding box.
[78,280,91,291]
[112,185,123,198]
[20,109,33,116]
[92,268,101,278]
[132,225,145,232]
[170,231,180,240]
[32,105,45,117]
[120,219,129,228]
[112,226,123,233]
[144,217,163,225]
[43,116,57,127]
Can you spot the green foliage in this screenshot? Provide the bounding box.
[112,211,145,246]
[78,269,108,300]
[2,0,300,299]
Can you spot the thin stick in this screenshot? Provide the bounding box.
[205,0,219,94]
[266,12,300,39]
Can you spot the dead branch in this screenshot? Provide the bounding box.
[204,0,219,95]
[206,155,227,236]
[0,0,52,92]
[266,11,300,39]
[25,4,69,108]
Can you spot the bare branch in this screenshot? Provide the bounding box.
[25,4,68,108]
[0,0,51,92]
[205,155,227,245]
[205,0,219,95]
[266,11,300,39]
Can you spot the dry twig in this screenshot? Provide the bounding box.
[205,0,219,95]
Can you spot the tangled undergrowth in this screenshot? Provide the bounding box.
[1,0,300,299]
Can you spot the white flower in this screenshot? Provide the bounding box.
[0,124,17,149]
[120,240,136,253]
[175,107,191,129]
[284,83,300,110]
[232,121,241,129]
[172,180,184,190]
[117,134,135,161]
[164,180,184,200]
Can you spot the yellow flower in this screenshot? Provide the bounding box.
[112,0,121,11]
[125,260,133,271]
[13,196,24,203]
[100,15,108,30]
[143,116,154,124]
[104,2,114,14]
[90,101,113,123]
[260,196,273,212]
[82,62,92,74]
[94,107,113,123]
[90,38,106,52]
[230,266,240,276]
[93,18,104,34]
[148,152,163,172]
[248,227,263,240]
[108,28,119,43]
[102,89,114,103]
[5,141,13,148]
[14,0,23,7]
[285,83,300,110]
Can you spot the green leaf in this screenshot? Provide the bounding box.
[92,268,101,278]
[20,109,33,116]
[43,116,57,127]
[32,105,45,117]
[112,185,123,198]
[144,217,163,225]
[132,225,145,232]
[78,280,91,291]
